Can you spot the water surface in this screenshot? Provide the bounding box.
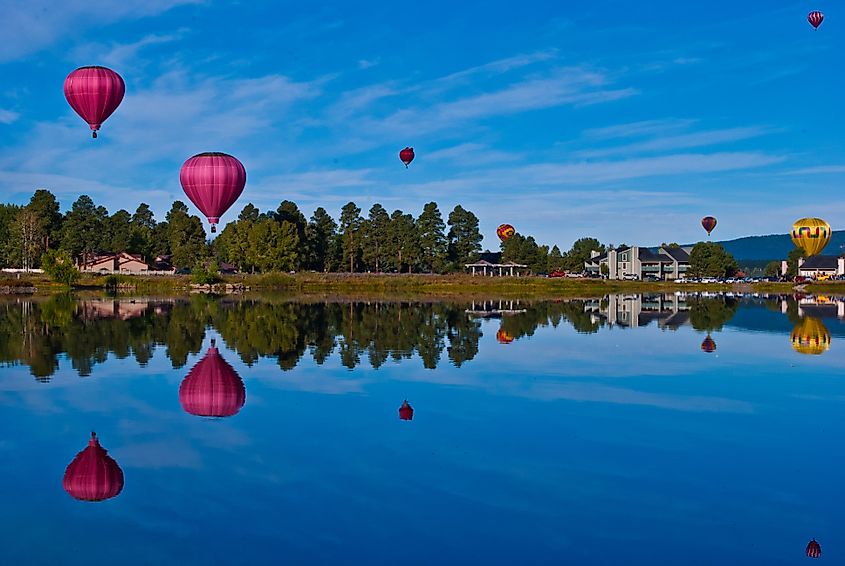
[0,293,842,565]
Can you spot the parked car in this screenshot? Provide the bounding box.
[175,267,192,275]
[643,275,661,282]
[621,273,639,280]
[566,272,585,278]
[548,270,566,278]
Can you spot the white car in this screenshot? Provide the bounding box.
[621,274,639,280]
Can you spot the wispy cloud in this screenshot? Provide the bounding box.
[0,0,200,61]
[583,119,697,140]
[781,165,845,175]
[577,126,773,158]
[72,31,188,69]
[0,109,19,124]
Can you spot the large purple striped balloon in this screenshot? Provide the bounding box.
[179,341,246,418]
[63,432,124,502]
[64,66,125,138]
[179,152,247,233]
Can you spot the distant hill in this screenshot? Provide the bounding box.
[682,230,845,261]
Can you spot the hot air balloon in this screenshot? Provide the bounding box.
[701,216,717,236]
[791,317,831,355]
[180,152,247,233]
[63,432,124,502]
[701,335,716,353]
[179,340,246,417]
[791,218,831,257]
[64,66,125,138]
[399,400,414,421]
[497,328,514,344]
[808,11,824,30]
[806,539,822,558]
[399,147,415,168]
[497,224,516,242]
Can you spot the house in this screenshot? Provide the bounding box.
[78,252,176,275]
[781,255,845,279]
[583,293,690,328]
[585,245,691,280]
[464,251,528,276]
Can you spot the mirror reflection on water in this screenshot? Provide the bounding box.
[0,292,842,564]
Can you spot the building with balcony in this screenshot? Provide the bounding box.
[584,245,691,280]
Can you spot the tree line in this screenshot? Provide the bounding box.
[0,189,612,275]
[1,294,743,380]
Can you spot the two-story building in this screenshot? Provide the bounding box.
[584,245,691,280]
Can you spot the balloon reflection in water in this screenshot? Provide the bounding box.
[63,432,124,502]
[179,340,246,417]
[399,400,414,421]
[806,539,821,558]
[700,335,716,353]
[496,328,514,344]
[791,317,831,355]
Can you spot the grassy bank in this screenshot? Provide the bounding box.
[11,271,845,299]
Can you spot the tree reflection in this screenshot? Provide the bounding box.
[0,294,749,380]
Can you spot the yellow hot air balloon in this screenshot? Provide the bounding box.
[791,217,831,257]
[791,317,831,355]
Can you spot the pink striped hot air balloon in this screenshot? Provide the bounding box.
[808,11,824,30]
[179,152,247,233]
[64,66,125,138]
[179,340,246,418]
[63,432,124,502]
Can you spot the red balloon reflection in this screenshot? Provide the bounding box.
[63,432,124,502]
[806,539,821,558]
[399,400,414,421]
[701,335,716,353]
[179,340,246,418]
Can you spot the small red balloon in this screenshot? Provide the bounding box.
[399,147,415,168]
[808,11,824,30]
[701,335,716,353]
[399,400,414,421]
[701,216,717,236]
[806,539,821,558]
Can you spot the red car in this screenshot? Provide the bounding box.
[548,270,566,278]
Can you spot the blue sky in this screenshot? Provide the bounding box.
[0,0,842,250]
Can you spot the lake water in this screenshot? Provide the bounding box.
[0,292,842,565]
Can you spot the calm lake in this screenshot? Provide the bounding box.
[0,293,842,565]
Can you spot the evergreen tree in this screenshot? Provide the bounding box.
[386,210,418,273]
[547,245,564,272]
[447,205,482,270]
[416,201,447,273]
[59,195,107,261]
[247,218,299,272]
[105,210,133,253]
[27,189,62,252]
[165,201,207,268]
[339,202,362,272]
[275,200,307,269]
[563,237,605,272]
[307,207,339,272]
[130,203,157,260]
[362,203,390,272]
[0,204,21,267]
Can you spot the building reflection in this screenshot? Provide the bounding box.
[584,293,690,329]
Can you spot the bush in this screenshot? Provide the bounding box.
[41,250,80,286]
[191,262,222,285]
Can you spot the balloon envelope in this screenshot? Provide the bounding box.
[701,216,717,236]
[497,224,516,242]
[180,152,247,233]
[806,539,821,558]
[808,11,824,29]
[399,147,415,168]
[64,66,125,138]
[399,400,414,421]
[63,432,124,502]
[180,342,246,417]
[791,218,831,257]
[497,328,514,344]
[791,317,831,355]
[701,335,716,353]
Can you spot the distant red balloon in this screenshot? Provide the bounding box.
[63,432,124,502]
[701,216,717,236]
[497,224,516,242]
[399,147,415,168]
[701,335,716,353]
[179,152,247,233]
[806,539,822,558]
[64,66,125,138]
[179,341,246,418]
[399,400,414,421]
[808,11,824,30]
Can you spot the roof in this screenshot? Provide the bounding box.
[638,248,669,262]
[801,255,839,270]
[479,251,502,263]
[661,246,690,262]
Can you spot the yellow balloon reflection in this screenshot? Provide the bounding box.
[791,317,831,355]
[791,217,831,257]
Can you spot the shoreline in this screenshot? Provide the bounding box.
[6,272,845,299]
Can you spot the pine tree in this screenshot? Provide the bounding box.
[386,210,419,273]
[416,202,447,273]
[307,207,339,272]
[339,202,362,272]
[362,203,390,272]
[447,205,482,270]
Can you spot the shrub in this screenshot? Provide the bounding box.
[41,250,80,286]
[191,262,222,285]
